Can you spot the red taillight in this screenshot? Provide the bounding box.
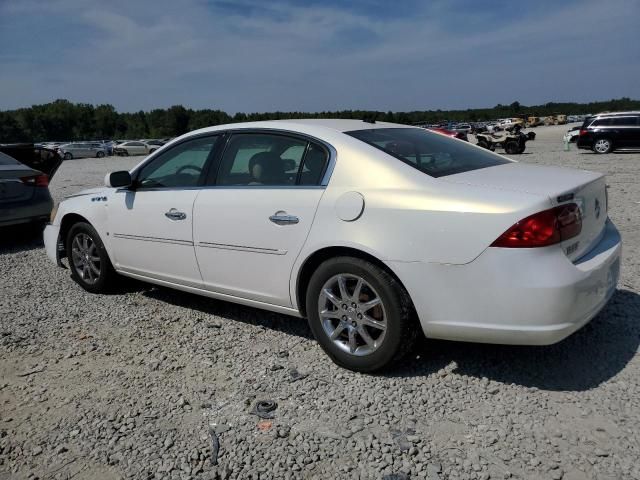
[20,174,49,187]
[491,203,582,248]
[579,129,588,136]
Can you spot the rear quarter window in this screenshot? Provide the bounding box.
[346,127,510,178]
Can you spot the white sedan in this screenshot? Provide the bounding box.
[114,141,157,156]
[44,120,621,371]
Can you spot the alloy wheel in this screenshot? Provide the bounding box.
[70,232,101,285]
[318,274,387,356]
[594,139,611,153]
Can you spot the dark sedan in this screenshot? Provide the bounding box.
[0,144,62,227]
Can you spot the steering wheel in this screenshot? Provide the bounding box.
[176,165,202,175]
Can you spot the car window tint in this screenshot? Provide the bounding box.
[592,118,611,127]
[347,128,510,178]
[610,117,636,126]
[299,142,328,185]
[216,134,307,186]
[136,136,217,188]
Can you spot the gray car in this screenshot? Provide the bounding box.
[0,144,62,227]
[59,142,108,160]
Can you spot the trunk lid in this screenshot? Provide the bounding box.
[0,144,63,178]
[443,162,608,261]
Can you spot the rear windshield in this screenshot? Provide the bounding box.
[0,151,21,166]
[347,128,510,177]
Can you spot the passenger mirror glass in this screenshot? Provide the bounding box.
[105,170,132,188]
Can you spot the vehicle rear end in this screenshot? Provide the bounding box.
[0,145,61,227]
[346,126,621,346]
[423,163,621,345]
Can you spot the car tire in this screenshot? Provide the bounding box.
[477,140,491,149]
[305,256,418,372]
[64,152,73,160]
[593,138,613,154]
[96,151,105,158]
[149,148,157,153]
[66,222,116,293]
[504,141,520,154]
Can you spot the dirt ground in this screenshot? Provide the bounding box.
[1,123,639,480]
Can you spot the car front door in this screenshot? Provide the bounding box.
[192,131,331,307]
[107,134,221,286]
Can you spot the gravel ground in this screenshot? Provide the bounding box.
[1,124,639,480]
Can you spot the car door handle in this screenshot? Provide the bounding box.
[165,209,187,221]
[269,212,299,225]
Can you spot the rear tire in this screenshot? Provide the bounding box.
[66,222,116,293]
[593,138,613,154]
[477,140,490,149]
[305,256,417,372]
[96,151,105,158]
[504,141,519,154]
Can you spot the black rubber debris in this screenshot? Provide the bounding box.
[250,400,278,419]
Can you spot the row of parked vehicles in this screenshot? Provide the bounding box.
[37,139,172,160]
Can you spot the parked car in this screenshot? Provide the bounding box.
[577,111,640,153]
[451,123,472,134]
[113,141,157,156]
[427,127,468,141]
[58,142,108,160]
[0,144,62,227]
[44,119,621,372]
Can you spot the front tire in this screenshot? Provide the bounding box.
[96,151,105,158]
[306,257,417,372]
[66,222,116,293]
[593,138,613,154]
[64,152,73,160]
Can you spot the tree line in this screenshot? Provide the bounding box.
[1,97,639,143]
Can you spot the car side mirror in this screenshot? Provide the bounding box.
[105,170,132,188]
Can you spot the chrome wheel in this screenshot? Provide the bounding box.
[71,232,101,285]
[594,139,611,153]
[318,274,387,356]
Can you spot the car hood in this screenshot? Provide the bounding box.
[65,187,107,199]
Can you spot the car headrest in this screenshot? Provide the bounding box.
[248,151,285,184]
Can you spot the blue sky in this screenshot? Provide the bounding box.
[0,0,638,113]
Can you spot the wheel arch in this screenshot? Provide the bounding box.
[58,213,92,258]
[294,246,415,318]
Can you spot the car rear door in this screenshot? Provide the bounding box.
[192,131,331,307]
[107,134,221,286]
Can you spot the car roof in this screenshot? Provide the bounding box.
[594,111,640,117]
[189,119,415,137]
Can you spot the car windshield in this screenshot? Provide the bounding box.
[347,127,510,178]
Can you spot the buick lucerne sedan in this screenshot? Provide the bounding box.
[44,120,621,371]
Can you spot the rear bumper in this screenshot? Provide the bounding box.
[390,219,622,345]
[0,195,52,227]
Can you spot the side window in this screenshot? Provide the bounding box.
[592,118,611,127]
[610,117,636,126]
[216,134,307,186]
[136,136,217,188]
[299,142,329,185]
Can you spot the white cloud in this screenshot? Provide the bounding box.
[0,0,638,112]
